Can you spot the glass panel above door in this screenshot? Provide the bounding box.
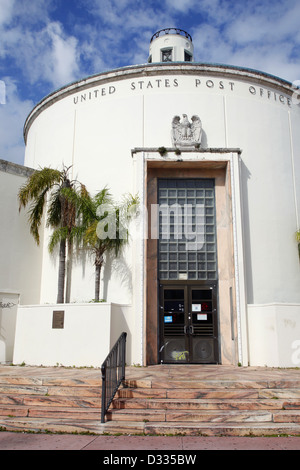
[158,179,218,281]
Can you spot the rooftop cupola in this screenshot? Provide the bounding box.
[148,28,194,63]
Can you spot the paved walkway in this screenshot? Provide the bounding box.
[0,432,299,450]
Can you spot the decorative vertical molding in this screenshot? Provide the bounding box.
[142,95,145,148]
[288,110,299,229]
[71,110,77,180]
[223,96,228,147]
[140,99,145,364]
[230,152,248,366]
[132,149,148,365]
[230,153,242,364]
[32,132,37,169]
[140,152,146,365]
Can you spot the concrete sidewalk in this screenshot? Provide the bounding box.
[0,432,299,450]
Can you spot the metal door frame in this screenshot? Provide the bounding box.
[158,280,219,364]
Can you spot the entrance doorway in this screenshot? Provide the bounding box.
[159,283,219,363]
[145,158,241,366]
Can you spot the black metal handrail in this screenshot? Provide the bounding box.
[101,332,127,423]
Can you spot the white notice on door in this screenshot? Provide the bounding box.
[197,314,207,321]
[192,304,201,312]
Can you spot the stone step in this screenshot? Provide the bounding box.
[107,408,300,424]
[0,365,299,436]
[273,410,300,423]
[107,408,276,423]
[1,397,298,420]
[118,387,259,399]
[0,393,101,408]
[0,373,101,388]
[0,384,101,397]
[119,387,300,399]
[124,378,300,390]
[112,397,300,411]
[259,389,300,399]
[0,416,105,434]
[0,416,299,437]
[142,421,300,437]
[0,404,101,419]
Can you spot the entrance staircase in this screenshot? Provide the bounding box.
[0,365,299,436]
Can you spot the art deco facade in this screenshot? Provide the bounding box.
[1,29,299,368]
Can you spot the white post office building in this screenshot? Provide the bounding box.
[1,29,300,368]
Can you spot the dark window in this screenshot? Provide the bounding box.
[184,51,192,62]
[161,49,172,62]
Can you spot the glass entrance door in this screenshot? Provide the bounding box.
[159,284,218,363]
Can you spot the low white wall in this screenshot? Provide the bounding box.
[13,303,132,368]
[111,303,133,364]
[0,292,19,363]
[247,303,300,367]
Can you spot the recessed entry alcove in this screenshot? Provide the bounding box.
[142,151,242,366]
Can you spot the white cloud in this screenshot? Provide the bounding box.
[0,0,15,26]
[3,0,53,25]
[45,22,79,87]
[225,1,300,45]
[189,0,300,82]
[165,0,196,13]
[81,0,177,72]
[0,4,79,89]
[0,78,33,165]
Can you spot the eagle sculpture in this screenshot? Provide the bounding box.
[171,114,202,147]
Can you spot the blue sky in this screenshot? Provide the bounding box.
[1,0,300,165]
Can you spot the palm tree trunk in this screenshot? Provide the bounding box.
[57,239,66,303]
[95,264,102,301]
[65,239,73,303]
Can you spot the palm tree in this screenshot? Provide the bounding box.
[69,187,138,302]
[18,166,87,303]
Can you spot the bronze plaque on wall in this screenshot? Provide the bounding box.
[52,310,65,329]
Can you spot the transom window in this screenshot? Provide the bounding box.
[158,179,218,281]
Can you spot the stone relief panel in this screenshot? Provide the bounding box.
[171,114,202,148]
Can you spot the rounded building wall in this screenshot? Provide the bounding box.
[23,63,300,308]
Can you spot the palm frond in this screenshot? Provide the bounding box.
[93,187,113,208]
[85,220,103,247]
[47,188,62,228]
[60,185,91,218]
[18,167,61,210]
[69,225,87,245]
[27,187,49,244]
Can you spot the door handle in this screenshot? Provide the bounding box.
[184,325,194,335]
